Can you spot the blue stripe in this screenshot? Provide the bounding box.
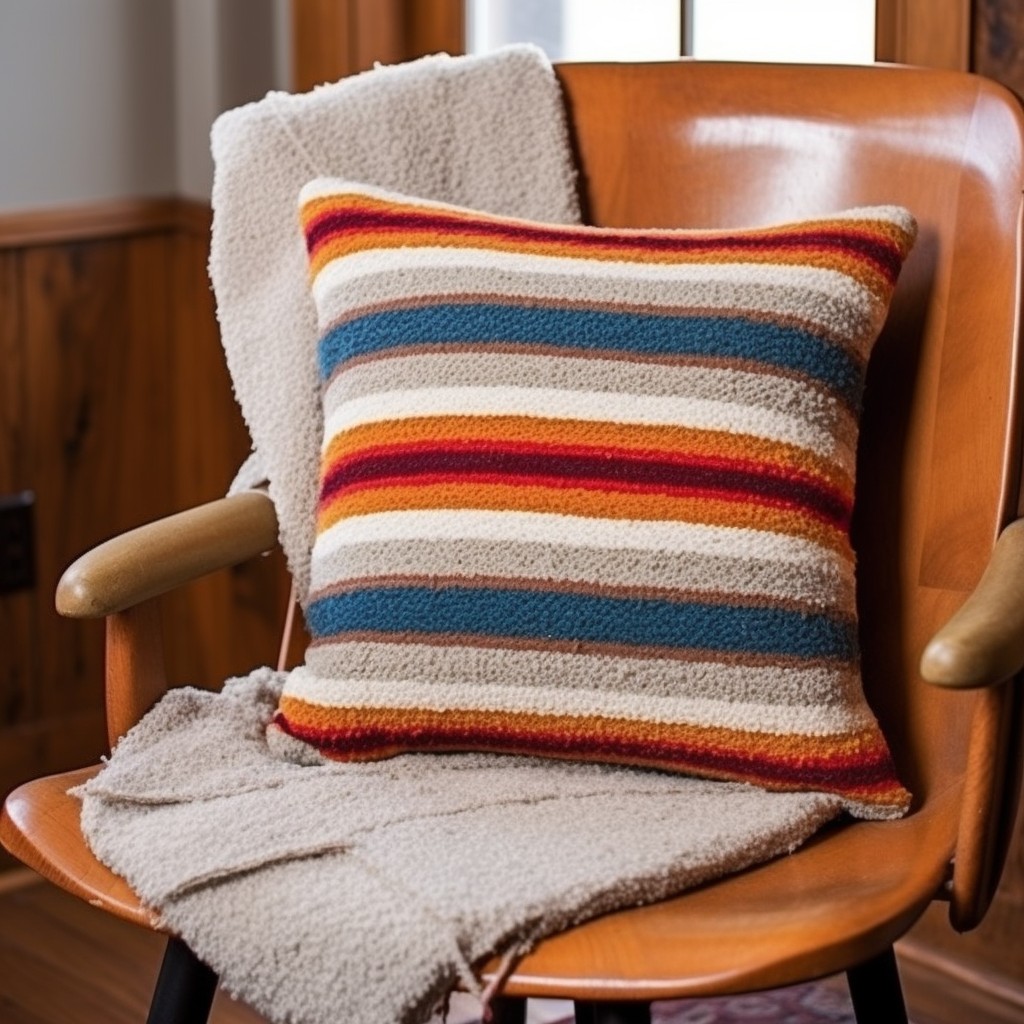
[319,304,863,408]
[307,586,857,660]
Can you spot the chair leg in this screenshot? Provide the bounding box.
[489,995,528,1024]
[145,936,218,1024]
[574,1000,652,1024]
[846,946,908,1024]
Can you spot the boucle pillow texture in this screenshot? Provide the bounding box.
[269,181,916,820]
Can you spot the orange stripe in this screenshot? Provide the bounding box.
[322,415,853,496]
[275,697,907,806]
[307,229,896,298]
[317,481,850,554]
[301,193,911,299]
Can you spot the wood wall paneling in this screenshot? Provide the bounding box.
[0,201,292,812]
[292,0,353,90]
[876,0,970,69]
[0,251,36,737]
[405,0,464,60]
[162,215,289,689]
[22,237,173,723]
[974,0,1024,99]
[292,0,463,91]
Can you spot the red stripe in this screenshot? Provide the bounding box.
[303,203,906,284]
[319,444,850,528]
[273,711,905,797]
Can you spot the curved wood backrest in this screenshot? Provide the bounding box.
[556,61,1024,928]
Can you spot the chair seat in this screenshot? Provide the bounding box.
[1,767,156,927]
[2,765,959,1000]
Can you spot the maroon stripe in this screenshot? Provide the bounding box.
[273,712,903,793]
[320,446,851,526]
[304,204,905,284]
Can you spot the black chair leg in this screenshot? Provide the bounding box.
[489,995,528,1024]
[146,936,218,1024]
[846,946,909,1024]
[574,1000,652,1024]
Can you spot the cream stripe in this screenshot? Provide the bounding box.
[311,245,882,335]
[322,385,839,460]
[285,664,875,737]
[324,351,855,475]
[326,351,847,431]
[305,639,860,707]
[313,509,840,566]
[309,536,851,610]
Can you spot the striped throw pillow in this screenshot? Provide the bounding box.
[269,181,915,820]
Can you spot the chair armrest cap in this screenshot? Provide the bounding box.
[920,519,1024,688]
[55,491,279,618]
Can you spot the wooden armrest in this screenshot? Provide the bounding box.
[920,518,1024,688]
[56,491,279,618]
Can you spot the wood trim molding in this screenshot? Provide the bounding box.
[876,0,971,70]
[0,198,212,250]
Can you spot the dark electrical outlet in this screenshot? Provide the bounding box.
[0,491,36,594]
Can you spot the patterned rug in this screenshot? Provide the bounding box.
[445,981,860,1023]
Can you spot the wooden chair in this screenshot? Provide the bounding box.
[4,60,1024,1024]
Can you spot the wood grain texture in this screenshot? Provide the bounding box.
[21,237,173,722]
[0,873,1020,1024]
[292,0,464,93]
[0,204,291,797]
[0,251,36,733]
[162,226,290,690]
[292,0,353,89]
[56,494,279,619]
[406,0,464,57]
[0,879,267,1023]
[0,712,106,810]
[0,764,956,999]
[974,0,1024,98]
[876,0,970,69]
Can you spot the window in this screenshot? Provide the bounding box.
[466,0,682,61]
[687,0,875,64]
[466,0,877,66]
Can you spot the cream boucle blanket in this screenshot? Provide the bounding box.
[79,673,841,1024]
[78,46,848,1024]
[212,45,580,601]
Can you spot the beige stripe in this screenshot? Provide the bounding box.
[322,385,847,466]
[315,509,840,567]
[305,639,862,707]
[324,349,857,455]
[289,656,873,736]
[307,629,849,670]
[309,536,852,612]
[311,244,885,355]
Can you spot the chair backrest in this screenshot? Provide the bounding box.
[555,60,1024,927]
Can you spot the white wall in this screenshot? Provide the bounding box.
[174,0,290,201]
[0,0,291,212]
